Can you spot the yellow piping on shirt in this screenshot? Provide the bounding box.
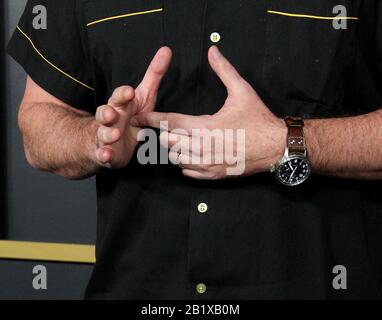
[16,26,95,91]
[267,10,359,21]
[87,8,163,27]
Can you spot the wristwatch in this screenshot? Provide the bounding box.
[271,117,311,186]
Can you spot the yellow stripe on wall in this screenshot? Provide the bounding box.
[0,240,95,264]
[267,10,359,21]
[87,8,163,27]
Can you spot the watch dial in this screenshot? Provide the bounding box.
[277,157,310,186]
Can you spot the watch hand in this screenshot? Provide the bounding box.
[288,162,294,171]
[289,166,298,182]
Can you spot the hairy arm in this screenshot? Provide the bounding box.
[131,46,382,181]
[19,77,100,179]
[305,109,382,180]
[18,49,172,179]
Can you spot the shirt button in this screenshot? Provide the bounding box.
[210,32,221,43]
[197,203,208,214]
[196,283,207,294]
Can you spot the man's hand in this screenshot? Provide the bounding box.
[94,47,172,169]
[18,47,172,179]
[131,46,286,180]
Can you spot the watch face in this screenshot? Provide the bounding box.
[276,156,311,186]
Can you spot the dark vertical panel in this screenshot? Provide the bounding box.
[0,0,6,238]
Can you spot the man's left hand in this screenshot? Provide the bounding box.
[131,46,286,180]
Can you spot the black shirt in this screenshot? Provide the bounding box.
[8,0,382,299]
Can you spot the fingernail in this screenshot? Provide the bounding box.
[102,150,109,163]
[105,109,113,122]
[113,128,120,139]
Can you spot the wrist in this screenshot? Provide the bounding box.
[266,117,288,170]
[248,117,287,174]
[302,119,319,172]
[84,118,102,169]
[271,117,312,186]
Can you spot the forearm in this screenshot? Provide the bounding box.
[19,102,100,179]
[304,109,382,180]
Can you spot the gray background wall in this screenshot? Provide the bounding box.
[0,0,97,299]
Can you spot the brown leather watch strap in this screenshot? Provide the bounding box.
[285,116,306,154]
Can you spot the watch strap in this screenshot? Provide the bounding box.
[285,116,306,154]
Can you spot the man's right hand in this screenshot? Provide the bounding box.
[94,47,172,169]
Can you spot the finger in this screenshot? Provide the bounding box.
[137,47,173,100]
[108,85,135,108]
[97,125,121,145]
[168,151,192,166]
[208,46,247,94]
[182,169,209,180]
[131,112,207,133]
[160,131,206,161]
[168,151,208,172]
[160,131,190,149]
[95,146,113,165]
[95,105,120,126]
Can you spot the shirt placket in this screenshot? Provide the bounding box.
[187,0,222,299]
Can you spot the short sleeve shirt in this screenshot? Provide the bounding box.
[7,0,382,299]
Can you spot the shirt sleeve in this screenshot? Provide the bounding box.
[7,0,95,112]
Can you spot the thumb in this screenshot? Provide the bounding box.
[136,46,172,108]
[208,46,248,95]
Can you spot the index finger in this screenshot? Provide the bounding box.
[131,112,207,133]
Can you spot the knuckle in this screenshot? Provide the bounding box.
[97,125,102,136]
[104,129,112,142]
[104,106,116,120]
[95,105,106,121]
[97,127,104,141]
[98,126,111,142]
